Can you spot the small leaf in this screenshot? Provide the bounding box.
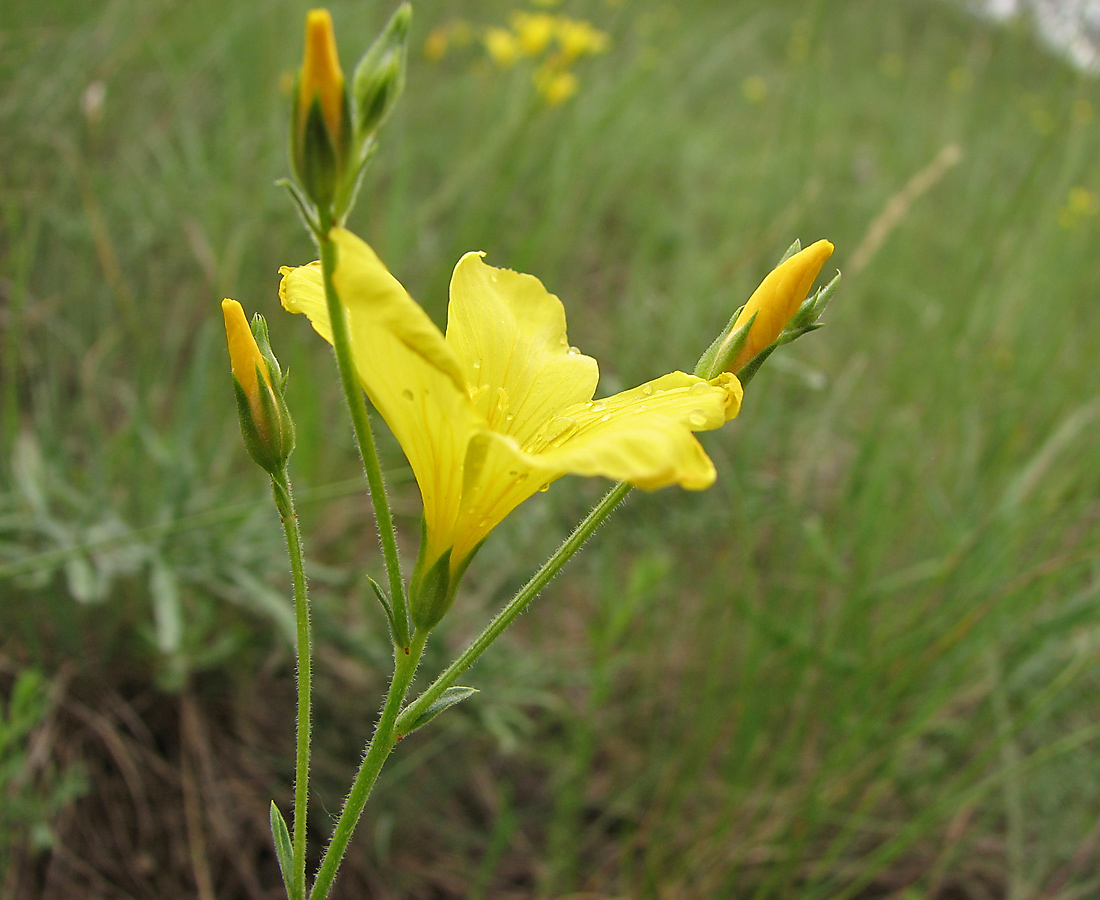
[269,801,294,896]
[367,575,397,629]
[401,686,479,737]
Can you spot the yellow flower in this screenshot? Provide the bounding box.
[484,27,521,68]
[726,240,834,372]
[511,12,556,56]
[297,9,345,150]
[279,229,741,586]
[535,64,579,105]
[556,19,610,62]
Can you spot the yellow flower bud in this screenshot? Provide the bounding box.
[728,239,833,373]
[222,298,272,412]
[222,299,295,473]
[298,9,345,149]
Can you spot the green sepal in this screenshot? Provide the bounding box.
[408,519,482,632]
[269,801,294,896]
[777,238,802,265]
[694,310,757,380]
[409,544,452,632]
[398,685,479,738]
[276,177,322,240]
[368,574,410,650]
[784,270,841,334]
[296,97,340,211]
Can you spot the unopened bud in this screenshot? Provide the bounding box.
[352,3,412,141]
[696,240,834,380]
[222,299,295,474]
[292,9,350,212]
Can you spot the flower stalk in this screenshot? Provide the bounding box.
[270,470,313,900]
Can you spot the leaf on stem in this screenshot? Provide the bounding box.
[399,685,479,737]
[270,801,294,897]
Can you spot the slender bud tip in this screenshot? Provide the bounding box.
[299,9,345,143]
[222,298,271,398]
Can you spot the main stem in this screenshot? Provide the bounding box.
[308,629,428,900]
[396,482,633,737]
[318,227,409,644]
[271,471,312,900]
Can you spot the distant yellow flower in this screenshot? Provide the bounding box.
[484,27,521,68]
[280,229,741,582]
[424,26,449,61]
[297,9,345,149]
[535,65,579,105]
[556,19,609,62]
[512,12,556,55]
[726,240,834,373]
[741,75,768,104]
[1058,186,1098,231]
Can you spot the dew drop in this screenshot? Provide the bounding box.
[688,411,708,428]
[537,483,550,493]
[591,401,607,413]
[567,345,582,355]
[402,389,414,401]
[640,384,655,397]
[599,413,612,423]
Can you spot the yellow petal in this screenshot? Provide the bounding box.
[279,229,482,561]
[446,251,598,446]
[730,239,833,372]
[221,298,271,398]
[447,371,741,565]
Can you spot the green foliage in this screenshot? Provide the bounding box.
[2,0,1100,896]
[0,669,86,882]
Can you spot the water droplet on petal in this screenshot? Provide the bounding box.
[537,483,550,493]
[591,401,607,413]
[568,345,582,355]
[688,411,708,428]
[640,384,655,397]
[402,389,414,401]
[599,413,612,423]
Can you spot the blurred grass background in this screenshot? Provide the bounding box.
[3,0,1100,897]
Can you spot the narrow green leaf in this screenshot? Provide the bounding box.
[269,801,294,897]
[400,686,479,737]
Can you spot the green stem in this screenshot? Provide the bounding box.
[271,470,312,900]
[317,229,410,646]
[395,482,633,736]
[308,629,429,900]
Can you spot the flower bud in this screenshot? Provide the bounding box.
[222,299,295,474]
[292,9,350,211]
[729,239,833,371]
[696,240,834,380]
[352,3,411,142]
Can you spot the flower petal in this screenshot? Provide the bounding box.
[447,371,741,564]
[446,251,599,446]
[279,229,482,559]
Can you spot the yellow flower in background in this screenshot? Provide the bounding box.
[726,240,834,373]
[484,27,521,68]
[535,64,579,105]
[297,9,345,150]
[1058,186,1099,231]
[280,229,741,590]
[556,18,610,62]
[512,12,556,55]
